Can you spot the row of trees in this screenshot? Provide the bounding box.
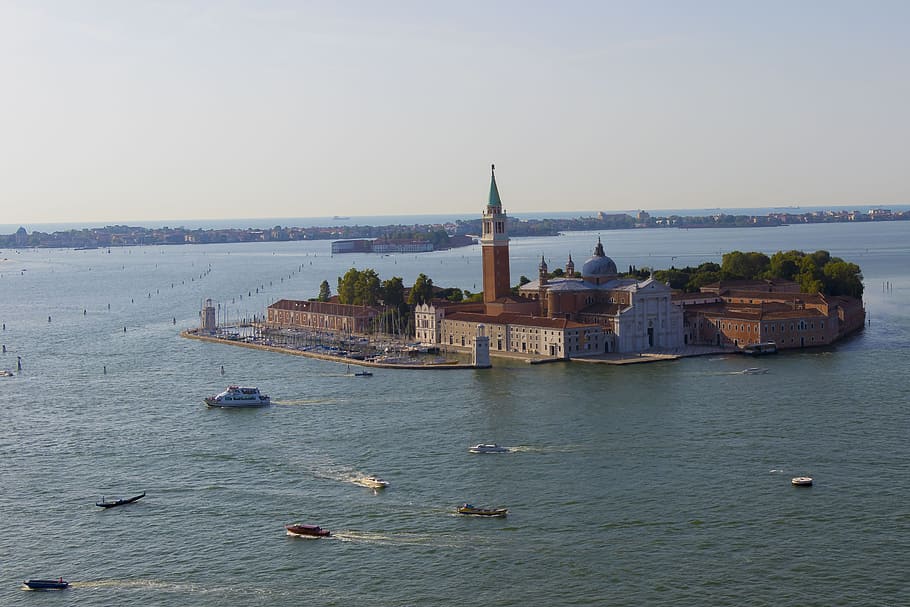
[652,250,864,297]
[322,269,438,308]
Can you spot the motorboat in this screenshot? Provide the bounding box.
[97,492,145,508]
[23,579,69,590]
[0,370,14,377]
[346,364,373,377]
[740,367,769,375]
[286,523,331,537]
[742,341,778,355]
[204,386,270,407]
[358,476,390,489]
[457,503,508,517]
[791,476,813,486]
[468,443,510,454]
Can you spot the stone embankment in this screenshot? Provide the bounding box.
[181,330,486,370]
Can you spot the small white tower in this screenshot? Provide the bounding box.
[472,323,491,368]
[201,298,217,332]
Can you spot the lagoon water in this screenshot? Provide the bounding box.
[1,221,908,606]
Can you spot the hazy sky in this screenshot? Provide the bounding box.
[1,1,908,224]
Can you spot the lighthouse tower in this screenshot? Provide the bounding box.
[481,164,511,303]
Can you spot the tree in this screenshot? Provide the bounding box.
[408,273,434,305]
[381,276,405,307]
[437,287,464,302]
[354,269,381,306]
[823,261,864,297]
[721,251,769,280]
[653,268,691,290]
[337,268,381,305]
[768,250,803,281]
[337,268,359,304]
[317,280,331,301]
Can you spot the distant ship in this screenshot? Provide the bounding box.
[332,215,350,220]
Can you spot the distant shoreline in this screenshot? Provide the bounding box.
[2,206,907,250]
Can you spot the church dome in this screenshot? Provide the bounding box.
[581,238,617,279]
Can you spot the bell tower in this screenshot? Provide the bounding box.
[538,254,549,317]
[481,164,510,303]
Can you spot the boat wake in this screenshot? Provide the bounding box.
[332,531,461,547]
[272,399,340,406]
[510,445,579,454]
[69,579,177,590]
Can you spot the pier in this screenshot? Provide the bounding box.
[181,328,482,370]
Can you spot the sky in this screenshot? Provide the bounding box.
[1,1,908,225]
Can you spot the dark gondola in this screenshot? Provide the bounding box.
[96,492,146,508]
[23,578,69,590]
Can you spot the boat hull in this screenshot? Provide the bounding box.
[457,507,508,517]
[204,398,271,408]
[286,524,331,537]
[96,492,145,508]
[468,444,510,454]
[359,477,390,489]
[23,580,69,590]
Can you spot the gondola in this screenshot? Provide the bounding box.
[96,492,146,508]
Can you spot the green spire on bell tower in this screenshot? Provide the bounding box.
[488,163,502,208]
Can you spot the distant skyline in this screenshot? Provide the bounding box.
[1,1,908,225]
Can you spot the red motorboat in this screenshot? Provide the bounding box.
[286,523,331,537]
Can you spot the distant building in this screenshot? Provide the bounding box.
[677,281,865,349]
[201,298,217,332]
[332,239,435,254]
[266,299,383,334]
[332,239,373,254]
[372,240,434,253]
[439,310,605,357]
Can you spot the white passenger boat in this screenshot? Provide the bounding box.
[204,385,270,408]
[468,443,510,454]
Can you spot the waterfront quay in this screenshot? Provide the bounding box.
[181,325,478,370]
[182,324,728,368]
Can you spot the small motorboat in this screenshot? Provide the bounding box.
[0,370,14,377]
[358,475,390,489]
[791,476,813,486]
[457,503,508,517]
[468,443,510,454]
[740,367,769,375]
[23,578,69,590]
[96,492,145,508]
[286,523,331,537]
[204,385,270,407]
[346,364,373,377]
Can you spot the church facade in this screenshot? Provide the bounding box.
[517,238,685,352]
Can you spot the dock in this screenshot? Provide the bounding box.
[181,330,483,370]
